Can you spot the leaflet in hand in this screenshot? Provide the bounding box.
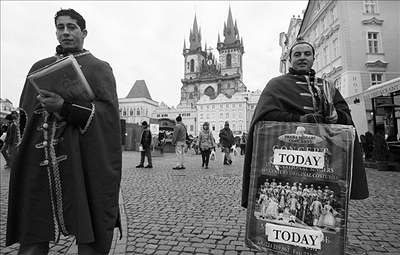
[27,55,94,102]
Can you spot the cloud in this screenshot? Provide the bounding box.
[1,1,307,107]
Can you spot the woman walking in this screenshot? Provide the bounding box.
[198,122,215,169]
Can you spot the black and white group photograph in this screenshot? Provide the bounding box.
[1,1,399,254]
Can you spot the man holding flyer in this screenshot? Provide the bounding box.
[6,9,122,255]
[242,41,369,209]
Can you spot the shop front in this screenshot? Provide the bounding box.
[346,77,400,139]
[346,77,400,170]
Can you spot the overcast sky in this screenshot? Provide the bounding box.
[1,1,307,107]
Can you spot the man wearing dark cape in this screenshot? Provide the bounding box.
[242,41,369,208]
[6,9,122,254]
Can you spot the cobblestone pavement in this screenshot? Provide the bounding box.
[1,151,400,254]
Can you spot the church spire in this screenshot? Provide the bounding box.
[223,6,239,44]
[189,14,202,51]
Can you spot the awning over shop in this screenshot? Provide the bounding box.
[345,77,400,105]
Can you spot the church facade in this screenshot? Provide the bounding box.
[179,7,247,109]
[122,7,260,138]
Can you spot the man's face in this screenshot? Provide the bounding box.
[290,44,314,72]
[56,15,87,50]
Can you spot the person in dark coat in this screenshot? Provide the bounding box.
[136,121,153,168]
[2,112,22,169]
[219,121,234,165]
[242,41,369,208]
[364,131,374,160]
[6,9,122,255]
[239,132,247,155]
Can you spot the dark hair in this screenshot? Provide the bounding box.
[176,115,182,122]
[289,41,315,61]
[55,9,86,30]
[141,121,148,127]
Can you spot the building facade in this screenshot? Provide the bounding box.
[152,103,197,136]
[123,7,261,138]
[290,0,400,136]
[279,15,303,74]
[119,80,159,125]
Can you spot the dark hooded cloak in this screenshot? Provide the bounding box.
[6,52,122,254]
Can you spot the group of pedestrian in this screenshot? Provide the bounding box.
[3,8,370,255]
[135,116,240,170]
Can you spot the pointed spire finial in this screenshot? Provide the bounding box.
[224,6,237,44]
[189,13,202,51]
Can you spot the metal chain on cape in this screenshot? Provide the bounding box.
[49,118,69,235]
[42,112,59,241]
[42,112,70,242]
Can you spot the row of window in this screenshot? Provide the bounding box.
[199,112,245,120]
[314,37,339,70]
[187,53,233,73]
[155,113,191,118]
[314,30,382,71]
[120,107,148,117]
[198,103,244,110]
[199,122,244,132]
[310,5,338,42]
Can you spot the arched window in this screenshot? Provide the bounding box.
[190,59,195,72]
[226,54,232,67]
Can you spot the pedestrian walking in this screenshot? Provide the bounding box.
[240,132,247,155]
[172,115,186,170]
[198,122,215,169]
[136,121,153,168]
[242,40,369,208]
[6,9,122,255]
[219,121,234,165]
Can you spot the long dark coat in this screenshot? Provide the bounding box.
[242,72,369,208]
[6,52,122,254]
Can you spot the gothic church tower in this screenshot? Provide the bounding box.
[217,7,244,78]
[180,7,246,107]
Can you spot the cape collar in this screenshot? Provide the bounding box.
[288,67,316,77]
[55,45,90,58]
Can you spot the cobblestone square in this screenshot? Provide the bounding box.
[1,151,399,254]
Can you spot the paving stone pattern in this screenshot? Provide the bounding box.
[1,151,399,254]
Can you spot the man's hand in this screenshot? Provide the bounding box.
[36,89,64,113]
[325,108,338,124]
[300,113,325,123]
